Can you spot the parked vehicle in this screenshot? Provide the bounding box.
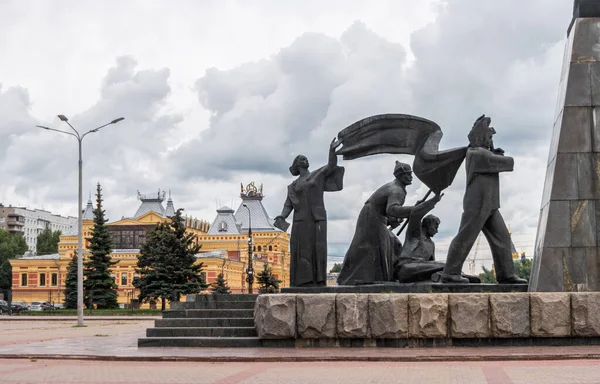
[12,301,28,311]
[10,303,27,313]
[41,303,56,311]
[0,300,8,314]
[30,302,46,311]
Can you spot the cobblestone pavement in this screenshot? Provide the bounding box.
[1,358,600,383]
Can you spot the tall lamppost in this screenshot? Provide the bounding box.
[37,115,124,326]
[242,204,254,294]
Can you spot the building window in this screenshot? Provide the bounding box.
[269,245,272,251]
[39,273,46,286]
[21,273,27,287]
[51,273,58,286]
[121,273,127,286]
[218,222,228,232]
[258,246,262,252]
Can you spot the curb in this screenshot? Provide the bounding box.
[0,317,160,321]
[1,352,599,363]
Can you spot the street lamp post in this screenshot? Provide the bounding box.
[242,204,254,294]
[37,115,124,327]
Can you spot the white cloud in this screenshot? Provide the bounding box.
[0,0,576,272]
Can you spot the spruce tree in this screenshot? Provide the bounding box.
[257,263,281,293]
[83,183,119,309]
[134,208,207,310]
[211,273,231,294]
[64,252,78,309]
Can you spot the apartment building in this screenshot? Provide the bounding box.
[0,204,76,253]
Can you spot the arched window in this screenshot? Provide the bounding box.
[258,246,262,252]
[269,245,273,251]
[218,221,228,232]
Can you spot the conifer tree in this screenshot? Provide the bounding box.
[64,252,78,309]
[211,273,231,294]
[257,263,281,293]
[83,183,119,309]
[134,208,207,310]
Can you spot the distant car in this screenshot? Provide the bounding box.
[12,301,28,311]
[30,302,46,311]
[41,303,56,311]
[0,300,8,314]
[10,303,27,313]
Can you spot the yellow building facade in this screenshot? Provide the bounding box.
[9,184,290,307]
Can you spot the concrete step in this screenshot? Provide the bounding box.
[147,326,257,337]
[155,317,254,328]
[187,294,258,302]
[163,309,254,318]
[176,301,256,310]
[138,336,262,348]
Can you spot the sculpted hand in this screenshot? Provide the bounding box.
[330,137,343,151]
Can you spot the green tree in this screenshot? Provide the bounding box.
[329,263,342,273]
[64,252,78,309]
[257,263,281,293]
[134,208,207,311]
[478,257,532,284]
[211,273,231,294]
[478,266,497,284]
[36,227,62,255]
[0,230,28,293]
[515,256,532,281]
[83,183,119,309]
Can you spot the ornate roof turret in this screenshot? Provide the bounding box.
[235,182,280,233]
[133,190,166,219]
[66,194,95,235]
[207,206,241,235]
[82,195,94,220]
[165,190,175,217]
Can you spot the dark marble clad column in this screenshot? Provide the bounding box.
[531,2,600,291]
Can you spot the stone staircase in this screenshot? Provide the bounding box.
[138,294,259,347]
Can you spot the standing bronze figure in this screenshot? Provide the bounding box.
[441,115,527,284]
[274,139,344,287]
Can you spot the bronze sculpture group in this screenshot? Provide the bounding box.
[275,114,527,286]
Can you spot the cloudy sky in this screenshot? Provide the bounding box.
[0,0,574,271]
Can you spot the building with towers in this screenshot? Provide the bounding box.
[9,183,290,306]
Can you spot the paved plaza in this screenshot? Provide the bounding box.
[1,316,600,383]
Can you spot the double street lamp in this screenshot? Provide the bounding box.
[242,204,254,294]
[37,115,124,326]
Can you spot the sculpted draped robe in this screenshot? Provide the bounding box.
[284,165,344,287]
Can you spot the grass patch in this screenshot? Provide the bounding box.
[13,309,162,316]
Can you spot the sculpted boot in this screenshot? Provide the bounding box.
[497,275,528,284]
[440,273,469,284]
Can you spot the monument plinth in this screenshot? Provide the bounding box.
[531,1,600,291]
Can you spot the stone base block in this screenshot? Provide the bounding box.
[531,293,571,337]
[254,294,296,339]
[336,294,369,338]
[368,294,408,338]
[449,294,489,338]
[572,292,600,336]
[490,293,530,338]
[408,294,448,338]
[297,294,336,338]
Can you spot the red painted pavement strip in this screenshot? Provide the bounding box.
[481,365,514,384]
[210,363,272,384]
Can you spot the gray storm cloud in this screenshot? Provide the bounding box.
[0,0,575,265]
